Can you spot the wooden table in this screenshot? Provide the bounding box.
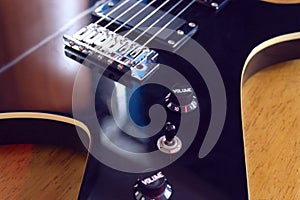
[0,0,299,199]
[242,59,300,200]
[0,144,86,200]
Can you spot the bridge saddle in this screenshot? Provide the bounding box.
[63,23,159,82]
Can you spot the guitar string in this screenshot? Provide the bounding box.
[122,0,172,37]
[113,0,189,67]
[104,0,143,29]
[104,0,189,64]
[118,0,195,71]
[94,0,187,46]
[142,0,196,46]
[95,0,131,24]
[131,0,186,42]
[113,0,157,33]
[0,0,194,74]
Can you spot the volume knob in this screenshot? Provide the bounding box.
[165,84,198,113]
[133,171,172,200]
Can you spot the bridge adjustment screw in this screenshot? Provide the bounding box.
[108,2,114,7]
[188,22,196,28]
[168,40,175,45]
[211,2,219,9]
[117,64,124,71]
[177,30,184,36]
[79,46,85,51]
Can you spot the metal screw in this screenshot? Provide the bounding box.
[97,55,104,60]
[177,29,184,35]
[79,46,85,51]
[88,50,94,56]
[211,2,219,9]
[168,40,175,45]
[188,22,196,28]
[108,1,114,7]
[136,65,144,70]
[117,64,124,71]
[107,59,114,65]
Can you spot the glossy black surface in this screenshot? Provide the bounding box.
[2,0,299,199]
[76,1,300,200]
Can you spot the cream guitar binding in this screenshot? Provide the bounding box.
[241,32,300,200]
[0,112,91,153]
[1,0,300,199]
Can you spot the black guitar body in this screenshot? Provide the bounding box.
[1,0,299,199]
[68,1,300,199]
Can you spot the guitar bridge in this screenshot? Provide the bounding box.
[63,23,159,82]
[63,0,203,84]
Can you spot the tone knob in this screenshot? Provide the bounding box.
[165,84,198,113]
[133,171,172,200]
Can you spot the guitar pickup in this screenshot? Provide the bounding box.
[63,23,159,82]
[92,0,198,51]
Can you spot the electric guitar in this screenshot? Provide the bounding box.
[0,0,300,199]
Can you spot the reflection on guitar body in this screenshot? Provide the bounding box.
[0,0,300,199]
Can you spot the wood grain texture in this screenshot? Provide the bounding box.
[0,144,86,200]
[242,59,300,200]
[0,0,93,114]
[264,0,300,4]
